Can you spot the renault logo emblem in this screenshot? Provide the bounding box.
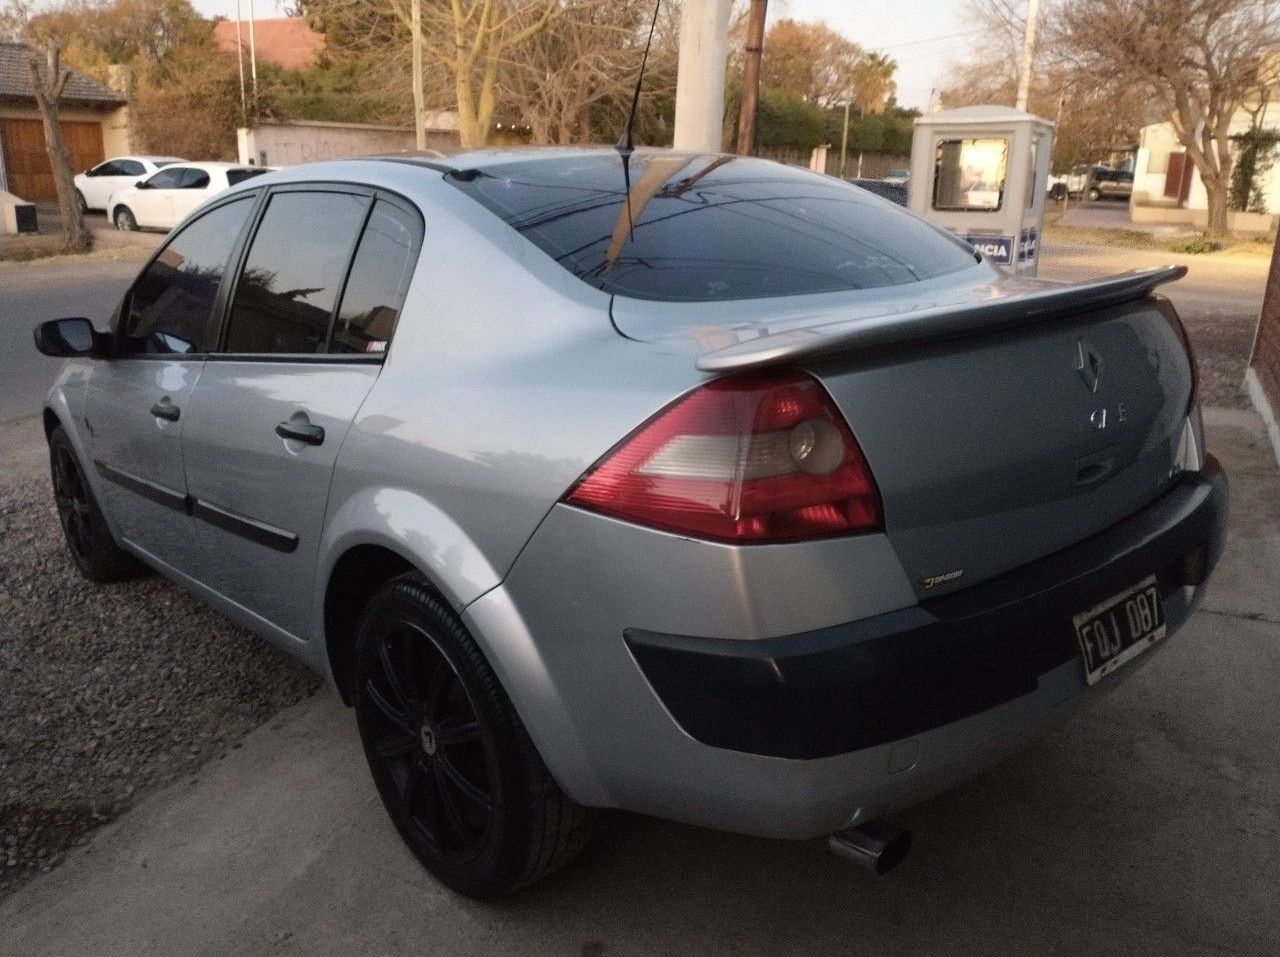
[1077,340,1103,394]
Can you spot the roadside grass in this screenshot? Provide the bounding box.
[1042,212,1274,258]
[0,234,81,263]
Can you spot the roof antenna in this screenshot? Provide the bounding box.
[617,0,662,240]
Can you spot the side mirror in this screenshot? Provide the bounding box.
[33,318,108,358]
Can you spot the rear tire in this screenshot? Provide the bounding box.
[113,206,137,231]
[75,189,88,214]
[49,426,145,583]
[353,573,591,898]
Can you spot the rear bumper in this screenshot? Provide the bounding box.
[626,455,1228,761]
[471,456,1227,839]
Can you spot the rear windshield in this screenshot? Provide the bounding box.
[445,153,977,302]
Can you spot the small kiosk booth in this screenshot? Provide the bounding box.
[908,105,1054,276]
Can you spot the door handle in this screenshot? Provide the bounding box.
[150,399,180,422]
[275,419,325,446]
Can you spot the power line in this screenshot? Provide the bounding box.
[871,27,988,52]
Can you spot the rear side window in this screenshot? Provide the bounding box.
[179,168,210,189]
[117,160,144,176]
[329,201,421,354]
[227,168,268,187]
[223,191,369,354]
[146,167,184,189]
[446,154,976,302]
[121,197,254,355]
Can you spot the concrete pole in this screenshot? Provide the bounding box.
[673,0,733,152]
[735,0,768,155]
[234,0,246,122]
[411,0,426,149]
[247,0,259,116]
[1015,0,1039,113]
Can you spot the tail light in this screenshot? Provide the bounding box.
[564,370,882,544]
[1160,301,1199,409]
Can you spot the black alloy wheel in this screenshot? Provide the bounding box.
[47,426,144,583]
[353,575,590,897]
[52,439,95,567]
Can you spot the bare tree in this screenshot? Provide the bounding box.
[1052,0,1280,237]
[26,42,90,253]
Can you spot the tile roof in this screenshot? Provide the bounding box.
[0,42,127,106]
[213,17,324,72]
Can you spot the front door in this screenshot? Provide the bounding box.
[84,194,258,573]
[180,188,420,639]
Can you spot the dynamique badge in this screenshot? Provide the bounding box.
[1077,340,1103,394]
[920,569,964,589]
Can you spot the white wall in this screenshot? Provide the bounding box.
[238,119,459,167]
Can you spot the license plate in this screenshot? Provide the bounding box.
[1072,575,1166,685]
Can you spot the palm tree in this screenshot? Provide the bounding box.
[851,51,897,115]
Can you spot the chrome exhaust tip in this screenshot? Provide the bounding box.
[828,820,912,875]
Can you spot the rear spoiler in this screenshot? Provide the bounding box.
[695,266,1187,373]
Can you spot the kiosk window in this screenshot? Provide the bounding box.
[933,138,1008,212]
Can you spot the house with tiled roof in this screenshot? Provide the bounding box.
[0,41,131,200]
[213,17,325,72]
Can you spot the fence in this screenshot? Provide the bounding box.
[756,147,907,180]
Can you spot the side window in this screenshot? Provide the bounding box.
[90,160,120,177]
[329,200,421,354]
[117,160,145,176]
[120,197,254,355]
[146,168,184,190]
[227,168,268,187]
[223,191,370,355]
[179,168,211,189]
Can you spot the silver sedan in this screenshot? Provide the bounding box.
[35,149,1226,896]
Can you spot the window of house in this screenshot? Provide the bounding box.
[932,137,1009,212]
[223,191,370,355]
[120,197,255,355]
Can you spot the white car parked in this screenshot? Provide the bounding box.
[74,156,185,212]
[109,162,271,232]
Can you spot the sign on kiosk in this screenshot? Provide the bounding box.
[907,105,1054,277]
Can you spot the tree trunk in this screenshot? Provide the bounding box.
[1203,176,1231,238]
[27,46,90,253]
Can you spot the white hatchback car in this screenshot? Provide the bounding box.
[109,161,270,232]
[74,155,185,212]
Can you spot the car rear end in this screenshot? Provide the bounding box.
[447,152,1227,838]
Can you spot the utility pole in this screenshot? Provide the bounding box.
[839,99,850,177]
[234,0,246,122]
[1015,0,1039,112]
[411,0,426,149]
[247,0,259,117]
[673,0,733,152]
[735,0,767,155]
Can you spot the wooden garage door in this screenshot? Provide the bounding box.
[1,117,105,201]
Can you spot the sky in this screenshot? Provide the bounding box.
[191,0,975,111]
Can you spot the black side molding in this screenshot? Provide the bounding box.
[191,500,299,554]
[94,461,189,513]
[94,460,299,554]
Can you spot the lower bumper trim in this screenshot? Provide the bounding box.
[625,457,1228,760]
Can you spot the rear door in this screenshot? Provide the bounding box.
[179,186,423,639]
[167,167,216,228]
[130,166,183,228]
[83,159,141,210]
[84,194,258,572]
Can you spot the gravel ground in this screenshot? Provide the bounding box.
[0,470,320,897]
[1180,309,1257,410]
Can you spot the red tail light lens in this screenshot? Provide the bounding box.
[565,371,882,544]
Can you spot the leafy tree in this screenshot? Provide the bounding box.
[759,18,862,108]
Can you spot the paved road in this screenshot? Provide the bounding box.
[2,408,1275,956]
[0,254,143,424]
